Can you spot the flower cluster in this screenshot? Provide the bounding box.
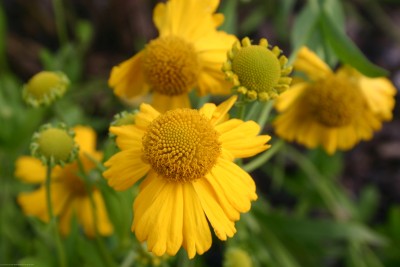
[14,0,397,264]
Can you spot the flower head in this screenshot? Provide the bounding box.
[16,126,113,237]
[109,0,237,112]
[31,123,79,166]
[223,37,292,101]
[274,47,396,154]
[103,96,271,258]
[23,71,69,107]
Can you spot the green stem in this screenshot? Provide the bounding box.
[284,146,350,221]
[256,100,274,128]
[243,139,285,173]
[236,94,247,120]
[77,158,117,267]
[45,163,67,267]
[51,0,68,46]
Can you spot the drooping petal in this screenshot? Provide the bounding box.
[153,0,222,41]
[294,47,332,81]
[217,120,271,159]
[110,125,145,151]
[152,92,191,113]
[182,182,212,259]
[132,173,183,257]
[73,126,97,156]
[274,83,308,112]
[108,51,150,99]
[18,186,49,221]
[15,156,46,183]
[92,190,114,236]
[103,149,150,191]
[193,178,236,241]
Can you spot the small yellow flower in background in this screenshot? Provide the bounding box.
[222,37,292,101]
[16,126,113,237]
[274,46,396,154]
[22,71,69,107]
[108,0,237,112]
[103,96,271,258]
[223,248,253,267]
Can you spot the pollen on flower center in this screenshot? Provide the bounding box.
[142,109,221,183]
[304,76,363,127]
[142,36,201,96]
[232,46,281,93]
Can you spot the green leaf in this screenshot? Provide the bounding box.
[320,9,388,77]
[290,2,319,57]
[218,0,238,34]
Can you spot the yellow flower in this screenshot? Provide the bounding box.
[109,0,237,112]
[16,126,113,237]
[103,96,271,258]
[222,37,292,101]
[274,47,396,154]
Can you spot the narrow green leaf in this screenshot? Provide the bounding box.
[321,10,388,77]
[290,2,319,55]
[218,0,238,34]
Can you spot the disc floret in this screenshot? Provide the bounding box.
[222,37,292,101]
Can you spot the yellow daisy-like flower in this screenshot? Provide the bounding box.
[109,0,237,112]
[16,126,113,237]
[103,96,271,258]
[274,47,396,154]
[222,37,292,101]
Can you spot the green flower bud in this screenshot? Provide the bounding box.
[223,248,252,267]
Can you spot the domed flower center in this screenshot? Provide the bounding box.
[142,109,221,183]
[37,128,75,163]
[304,76,363,127]
[62,166,88,196]
[142,36,201,96]
[27,71,62,98]
[232,46,281,94]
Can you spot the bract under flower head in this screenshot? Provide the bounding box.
[223,37,292,101]
[22,71,69,107]
[31,123,79,166]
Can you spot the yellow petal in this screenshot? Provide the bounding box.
[132,174,183,257]
[193,178,236,241]
[92,190,113,236]
[18,186,49,221]
[294,47,332,80]
[153,0,222,41]
[103,149,150,191]
[274,82,308,112]
[135,103,160,130]
[203,95,237,125]
[15,156,46,183]
[73,126,97,156]
[182,182,212,259]
[151,92,191,113]
[108,51,149,99]
[217,120,271,158]
[76,196,96,237]
[59,200,75,236]
[110,125,145,151]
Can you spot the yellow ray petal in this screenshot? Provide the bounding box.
[15,156,46,183]
[76,196,96,237]
[103,149,150,191]
[209,95,237,126]
[108,51,149,99]
[132,174,183,257]
[274,82,308,112]
[151,92,191,113]
[110,125,145,151]
[92,190,113,236]
[18,186,49,221]
[59,199,75,236]
[73,126,97,156]
[135,103,160,130]
[193,178,236,241]
[182,183,212,259]
[294,47,332,80]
